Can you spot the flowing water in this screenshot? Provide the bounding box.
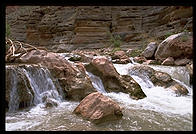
[5,62,193,131]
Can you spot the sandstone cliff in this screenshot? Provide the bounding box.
[6,6,192,52]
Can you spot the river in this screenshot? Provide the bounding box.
[5,61,192,131]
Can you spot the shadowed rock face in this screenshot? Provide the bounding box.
[73,92,123,124]
[6,6,192,51]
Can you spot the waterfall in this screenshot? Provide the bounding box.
[86,71,106,93]
[6,65,64,112]
[8,68,27,112]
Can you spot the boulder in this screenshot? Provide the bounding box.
[73,92,123,124]
[155,32,193,61]
[86,56,119,78]
[161,57,174,65]
[19,49,96,101]
[85,56,146,100]
[141,42,158,59]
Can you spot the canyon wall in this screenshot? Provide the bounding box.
[6,6,192,52]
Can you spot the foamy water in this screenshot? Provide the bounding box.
[6,63,193,131]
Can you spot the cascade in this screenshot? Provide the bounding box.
[6,64,64,112]
[86,71,106,93]
[149,65,191,87]
[5,60,193,131]
[112,62,192,115]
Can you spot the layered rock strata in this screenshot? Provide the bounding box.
[6,6,192,51]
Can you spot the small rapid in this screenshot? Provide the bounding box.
[113,63,192,115]
[148,65,191,87]
[86,71,106,93]
[6,62,193,131]
[85,63,193,130]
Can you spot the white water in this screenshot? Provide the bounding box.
[6,63,193,131]
[149,65,191,86]
[113,63,192,115]
[23,66,63,105]
[86,71,107,93]
[6,65,63,112]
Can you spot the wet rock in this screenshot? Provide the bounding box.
[174,58,191,66]
[73,92,123,124]
[186,62,193,85]
[68,54,82,62]
[85,56,146,99]
[151,71,173,87]
[19,49,96,101]
[155,32,193,61]
[119,75,146,100]
[44,98,58,108]
[161,57,174,65]
[167,83,189,96]
[130,65,173,88]
[129,65,155,79]
[141,42,158,59]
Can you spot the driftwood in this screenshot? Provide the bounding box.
[5,38,46,63]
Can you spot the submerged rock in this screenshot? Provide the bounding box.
[85,56,146,100]
[73,92,123,124]
[44,98,58,108]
